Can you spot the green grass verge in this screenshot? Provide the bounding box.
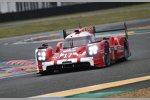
[0,3,150,38]
[106,87,150,98]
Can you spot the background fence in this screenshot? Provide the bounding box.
[0,2,144,22]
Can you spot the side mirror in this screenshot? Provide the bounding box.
[42,43,48,47]
[56,42,63,53]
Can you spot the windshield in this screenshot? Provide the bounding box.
[63,36,95,48]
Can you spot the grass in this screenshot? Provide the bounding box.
[106,87,150,98]
[0,3,150,38]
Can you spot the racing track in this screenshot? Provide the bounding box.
[0,19,149,97]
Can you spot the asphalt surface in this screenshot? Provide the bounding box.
[0,19,149,97]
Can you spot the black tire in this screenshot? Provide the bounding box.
[39,71,47,75]
[123,41,129,61]
[39,70,54,75]
[104,43,111,66]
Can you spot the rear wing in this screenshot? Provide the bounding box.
[95,22,128,38]
[63,22,128,39]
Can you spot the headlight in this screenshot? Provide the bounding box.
[37,51,47,61]
[41,52,46,57]
[38,52,41,56]
[88,45,99,56]
[38,57,42,61]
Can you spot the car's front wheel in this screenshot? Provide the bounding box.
[39,69,54,75]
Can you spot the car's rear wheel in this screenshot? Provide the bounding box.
[104,42,111,66]
[123,41,129,61]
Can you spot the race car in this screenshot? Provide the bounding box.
[35,23,131,74]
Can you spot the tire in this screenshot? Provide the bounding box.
[39,69,54,75]
[104,43,111,66]
[39,71,48,75]
[123,41,129,61]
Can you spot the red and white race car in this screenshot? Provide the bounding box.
[35,23,131,74]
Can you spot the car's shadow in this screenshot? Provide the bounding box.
[36,66,97,77]
[36,59,132,77]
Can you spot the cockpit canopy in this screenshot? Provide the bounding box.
[63,35,95,49]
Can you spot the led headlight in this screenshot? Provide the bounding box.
[38,57,42,61]
[88,45,99,56]
[38,52,41,56]
[41,52,46,57]
[37,51,47,61]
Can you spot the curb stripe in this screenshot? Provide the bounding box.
[32,75,150,98]
[128,31,135,35]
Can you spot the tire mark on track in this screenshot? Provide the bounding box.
[0,60,36,79]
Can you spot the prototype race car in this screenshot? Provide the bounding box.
[35,23,131,74]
